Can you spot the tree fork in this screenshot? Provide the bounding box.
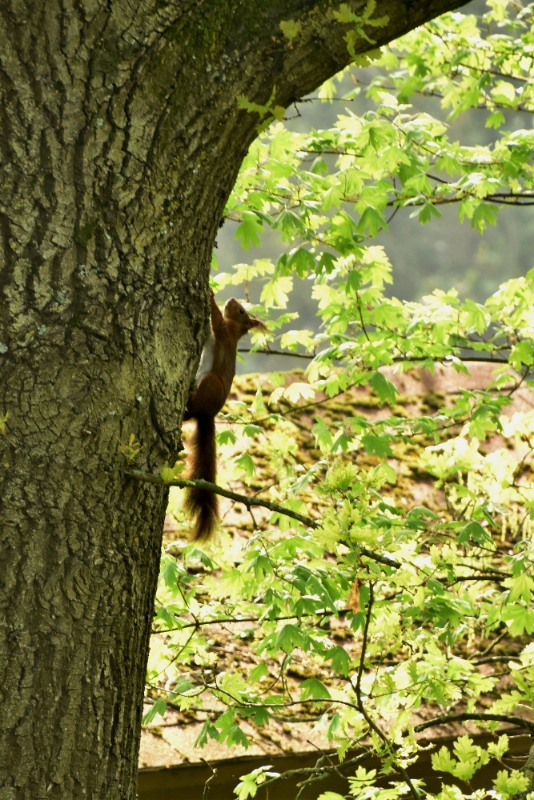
[0,1,466,797]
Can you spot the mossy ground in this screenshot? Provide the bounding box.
[141,364,532,768]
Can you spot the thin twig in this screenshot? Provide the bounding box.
[356,292,372,344]
[153,609,333,633]
[353,583,421,800]
[238,347,315,359]
[201,759,217,800]
[239,347,511,365]
[472,655,522,665]
[260,750,373,791]
[478,629,510,658]
[126,469,316,525]
[294,752,342,799]
[125,469,401,570]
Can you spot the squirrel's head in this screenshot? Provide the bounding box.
[224,298,267,335]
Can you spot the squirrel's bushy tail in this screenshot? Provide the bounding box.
[184,414,218,540]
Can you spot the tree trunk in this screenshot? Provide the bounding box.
[0,1,466,797]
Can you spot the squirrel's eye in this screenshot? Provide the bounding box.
[239,308,245,314]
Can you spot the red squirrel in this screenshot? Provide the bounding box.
[183,290,266,540]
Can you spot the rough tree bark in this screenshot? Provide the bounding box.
[0,1,466,798]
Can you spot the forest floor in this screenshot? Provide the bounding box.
[140,362,533,771]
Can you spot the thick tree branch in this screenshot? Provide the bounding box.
[414,713,534,736]
[238,0,471,114]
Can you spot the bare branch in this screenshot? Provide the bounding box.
[352,583,421,800]
[125,469,401,570]
[414,713,534,736]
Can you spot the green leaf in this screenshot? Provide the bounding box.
[491,80,516,105]
[501,604,534,635]
[195,721,221,748]
[172,677,194,694]
[284,382,316,404]
[300,678,332,700]
[361,432,394,457]
[236,453,255,477]
[493,769,529,796]
[417,201,442,224]
[487,735,509,760]
[249,662,269,682]
[274,624,308,654]
[431,746,457,775]
[485,110,506,129]
[346,269,362,293]
[357,206,387,236]
[260,276,293,308]
[511,340,534,369]
[218,430,237,445]
[457,521,493,547]
[243,424,263,438]
[160,461,185,481]
[142,698,167,725]
[462,298,488,334]
[235,767,280,800]
[234,773,259,800]
[369,371,398,404]
[162,558,179,590]
[287,247,315,277]
[253,706,271,726]
[326,646,351,676]
[234,211,265,250]
[471,202,498,232]
[275,209,306,242]
[313,417,334,451]
[506,572,534,603]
